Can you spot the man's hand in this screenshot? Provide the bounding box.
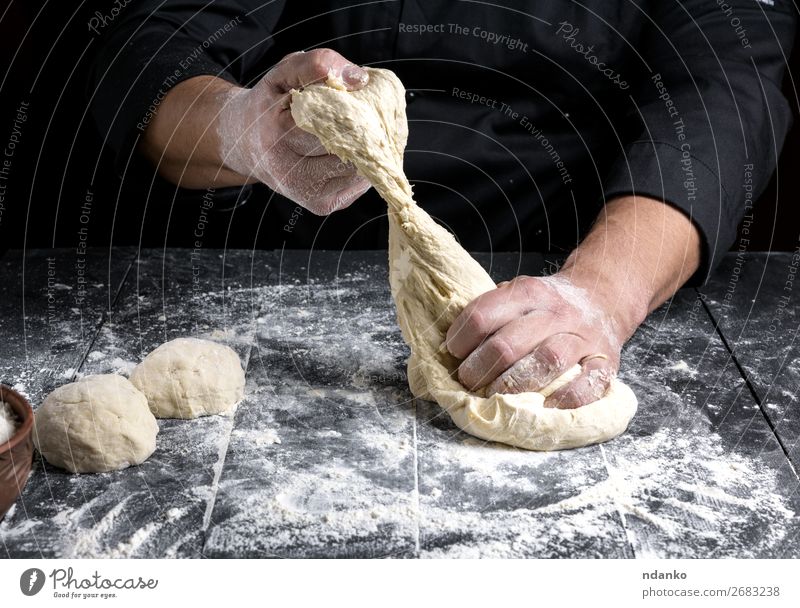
[446,275,624,409]
[446,195,702,408]
[140,48,371,214]
[218,49,371,214]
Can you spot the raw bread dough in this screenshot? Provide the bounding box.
[291,68,637,450]
[34,374,158,473]
[130,338,245,419]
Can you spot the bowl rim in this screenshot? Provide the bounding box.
[0,384,34,453]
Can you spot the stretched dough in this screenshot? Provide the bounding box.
[291,68,637,450]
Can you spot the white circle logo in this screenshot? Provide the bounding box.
[20,568,45,596]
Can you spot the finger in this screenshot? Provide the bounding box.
[302,173,370,215]
[456,309,567,391]
[446,277,539,359]
[485,333,585,396]
[273,151,357,188]
[266,48,369,93]
[293,154,360,192]
[272,107,331,156]
[289,172,369,215]
[543,356,616,409]
[325,177,371,214]
[284,127,329,157]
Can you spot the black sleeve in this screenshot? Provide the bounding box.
[87,0,287,173]
[602,0,796,285]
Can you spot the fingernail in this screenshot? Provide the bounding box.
[342,64,368,88]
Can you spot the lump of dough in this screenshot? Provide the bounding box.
[33,374,158,474]
[130,338,245,419]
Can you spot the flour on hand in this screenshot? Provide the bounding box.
[291,68,637,450]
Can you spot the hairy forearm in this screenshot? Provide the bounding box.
[138,76,250,188]
[560,196,702,340]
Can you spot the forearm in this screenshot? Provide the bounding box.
[560,195,702,340]
[138,76,251,189]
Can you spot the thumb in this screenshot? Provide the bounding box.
[266,48,369,93]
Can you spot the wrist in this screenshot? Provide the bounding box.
[555,195,702,343]
[214,84,260,181]
[139,76,251,188]
[558,255,649,344]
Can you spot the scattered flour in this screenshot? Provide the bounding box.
[603,428,797,558]
[669,360,698,376]
[232,428,282,446]
[69,499,133,558]
[206,464,418,557]
[5,258,798,560]
[108,357,137,376]
[415,425,797,558]
[108,522,161,558]
[166,507,187,520]
[0,401,18,444]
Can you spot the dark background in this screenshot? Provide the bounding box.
[1,1,798,258]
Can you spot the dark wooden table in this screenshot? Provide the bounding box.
[0,248,798,558]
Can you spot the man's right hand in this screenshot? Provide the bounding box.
[140,48,371,215]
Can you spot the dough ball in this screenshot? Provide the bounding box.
[34,374,158,474]
[130,338,245,419]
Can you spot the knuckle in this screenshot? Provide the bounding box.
[280,50,304,63]
[462,308,488,337]
[514,275,539,300]
[489,357,532,395]
[486,335,516,370]
[307,48,337,76]
[510,353,546,384]
[535,344,564,373]
[457,364,476,390]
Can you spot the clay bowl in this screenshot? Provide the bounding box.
[0,385,34,522]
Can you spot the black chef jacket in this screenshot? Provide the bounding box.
[88,1,796,284]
